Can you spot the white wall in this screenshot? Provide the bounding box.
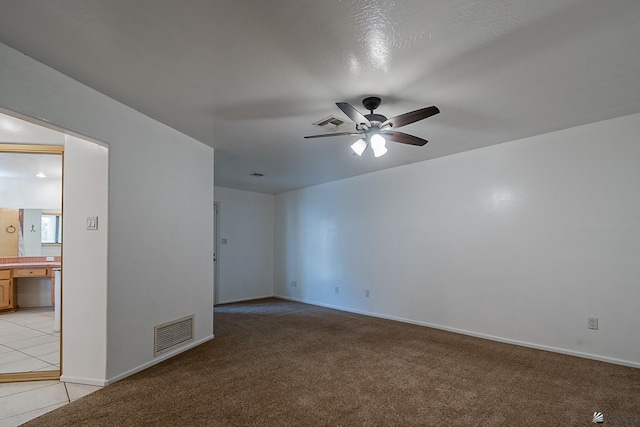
[22,209,42,256]
[62,134,109,383]
[0,112,65,144]
[274,112,640,368]
[214,187,274,303]
[0,177,62,210]
[41,244,61,257]
[0,41,215,384]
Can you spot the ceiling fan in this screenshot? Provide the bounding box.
[304,97,440,157]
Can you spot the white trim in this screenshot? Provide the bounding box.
[214,202,220,305]
[216,295,274,305]
[104,335,214,385]
[59,376,108,387]
[274,295,640,370]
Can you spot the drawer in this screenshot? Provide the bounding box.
[13,268,50,277]
[0,270,10,280]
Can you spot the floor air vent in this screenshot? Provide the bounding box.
[154,315,194,357]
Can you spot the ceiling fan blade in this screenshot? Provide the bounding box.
[304,132,361,139]
[336,102,371,127]
[380,106,439,129]
[383,130,428,146]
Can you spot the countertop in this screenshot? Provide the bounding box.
[0,262,61,269]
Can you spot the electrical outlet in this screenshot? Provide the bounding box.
[365,290,370,297]
[291,281,297,288]
[588,317,599,330]
[335,286,339,294]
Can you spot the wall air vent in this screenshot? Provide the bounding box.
[154,315,194,356]
[313,115,346,129]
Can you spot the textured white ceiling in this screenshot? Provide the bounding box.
[0,0,639,193]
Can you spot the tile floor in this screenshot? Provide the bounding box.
[0,380,101,426]
[0,308,101,426]
[0,307,59,374]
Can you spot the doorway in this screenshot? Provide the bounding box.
[214,202,220,305]
[0,144,63,383]
[0,109,109,385]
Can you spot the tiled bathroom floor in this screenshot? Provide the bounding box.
[0,307,59,374]
[0,380,101,426]
[0,308,100,425]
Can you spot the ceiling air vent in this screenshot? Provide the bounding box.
[313,115,346,130]
[154,315,194,356]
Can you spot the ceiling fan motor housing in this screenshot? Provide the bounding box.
[361,97,387,126]
[364,113,388,125]
[362,96,382,112]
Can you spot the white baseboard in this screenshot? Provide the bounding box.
[216,294,274,305]
[104,334,215,385]
[59,375,108,387]
[275,294,640,370]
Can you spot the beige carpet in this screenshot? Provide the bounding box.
[25,298,640,426]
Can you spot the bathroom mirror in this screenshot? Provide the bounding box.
[0,151,62,258]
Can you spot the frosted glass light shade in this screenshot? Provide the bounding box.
[351,139,367,156]
[370,134,387,157]
[372,146,387,157]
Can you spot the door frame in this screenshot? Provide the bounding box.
[214,202,220,305]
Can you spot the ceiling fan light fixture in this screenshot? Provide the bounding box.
[351,139,367,156]
[372,145,388,157]
[370,134,387,157]
[304,98,439,158]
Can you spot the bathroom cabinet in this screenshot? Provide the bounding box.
[0,269,13,312]
[0,266,55,313]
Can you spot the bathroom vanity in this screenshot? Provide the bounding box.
[0,260,60,313]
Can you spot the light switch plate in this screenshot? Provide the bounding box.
[86,216,99,230]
